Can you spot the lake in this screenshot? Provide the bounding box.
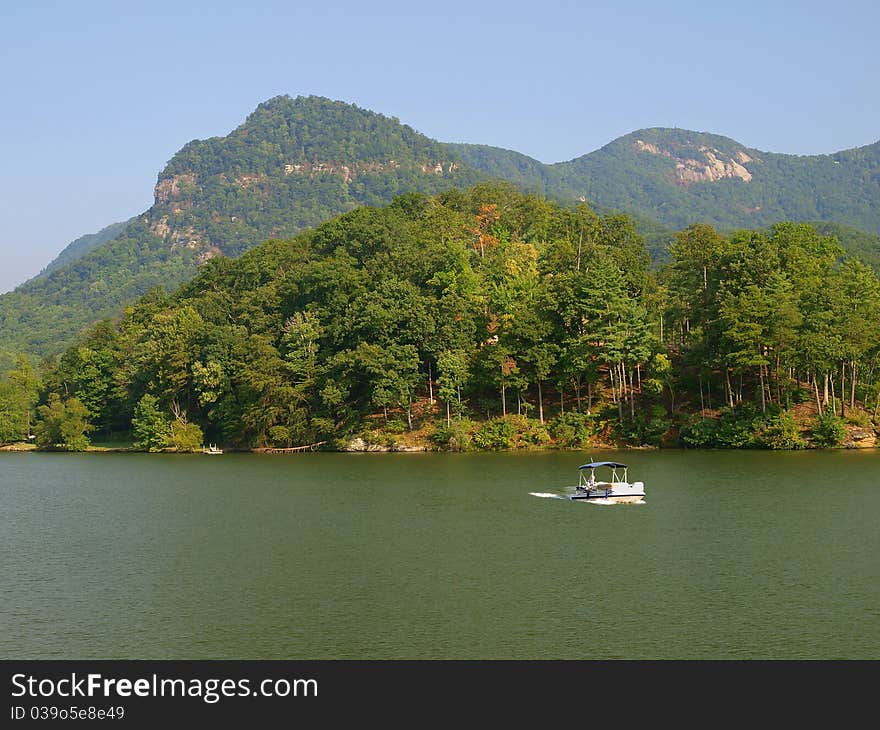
[1,449,877,659]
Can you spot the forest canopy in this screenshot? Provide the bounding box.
[2,184,879,452]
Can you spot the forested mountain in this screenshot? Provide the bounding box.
[1,95,879,367]
[450,128,880,232]
[0,96,485,365]
[26,219,133,283]
[5,185,876,453]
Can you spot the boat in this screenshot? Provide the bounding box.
[202,444,223,454]
[570,461,645,503]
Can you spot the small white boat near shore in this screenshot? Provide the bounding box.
[569,461,645,504]
[202,444,223,454]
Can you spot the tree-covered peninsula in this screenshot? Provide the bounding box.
[1,184,878,452]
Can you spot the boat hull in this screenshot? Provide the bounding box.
[569,481,645,504]
[570,494,644,504]
[571,494,645,504]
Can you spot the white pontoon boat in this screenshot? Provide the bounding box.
[570,461,645,504]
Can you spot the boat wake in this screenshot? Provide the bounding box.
[529,492,567,500]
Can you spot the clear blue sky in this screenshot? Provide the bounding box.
[1,0,877,292]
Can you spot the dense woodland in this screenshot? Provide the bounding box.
[1,184,878,452]
[3,96,880,367]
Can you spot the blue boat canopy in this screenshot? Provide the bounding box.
[578,461,627,469]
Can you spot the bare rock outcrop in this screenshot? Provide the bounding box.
[634,139,756,187]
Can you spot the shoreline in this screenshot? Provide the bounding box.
[2,441,877,454]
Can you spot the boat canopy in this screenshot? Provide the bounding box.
[578,461,627,470]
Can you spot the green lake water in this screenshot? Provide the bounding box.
[1,450,878,659]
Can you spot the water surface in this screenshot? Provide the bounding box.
[1,449,877,658]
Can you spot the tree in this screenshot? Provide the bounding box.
[282,311,323,385]
[828,259,880,413]
[168,402,203,452]
[356,342,421,429]
[169,419,204,452]
[0,354,41,444]
[669,224,725,314]
[0,382,28,444]
[132,394,171,451]
[524,341,557,423]
[6,354,40,436]
[719,283,772,411]
[437,349,469,425]
[34,394,93,451]
[134,305,205,410]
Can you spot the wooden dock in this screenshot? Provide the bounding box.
[255,441,328,454]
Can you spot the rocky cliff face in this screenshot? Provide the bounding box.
[154,173,197,204]
[633,138,755,186]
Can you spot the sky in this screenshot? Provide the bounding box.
[1,0,878,292]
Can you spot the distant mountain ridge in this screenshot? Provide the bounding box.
[1,95,879,366]
[450,127,880,232]
[26,219,132,284]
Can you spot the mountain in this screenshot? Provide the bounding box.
[27,219,132,283]
[2,96,879,367]
[450,128,880,232]
[0,96,486,366]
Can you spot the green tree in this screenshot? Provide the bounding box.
[828,259,880,414]
[437,349,469,425]
[0,354,41,444]
[169,418,204,452]
[34,394,94,451]
[131,394,171,451]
